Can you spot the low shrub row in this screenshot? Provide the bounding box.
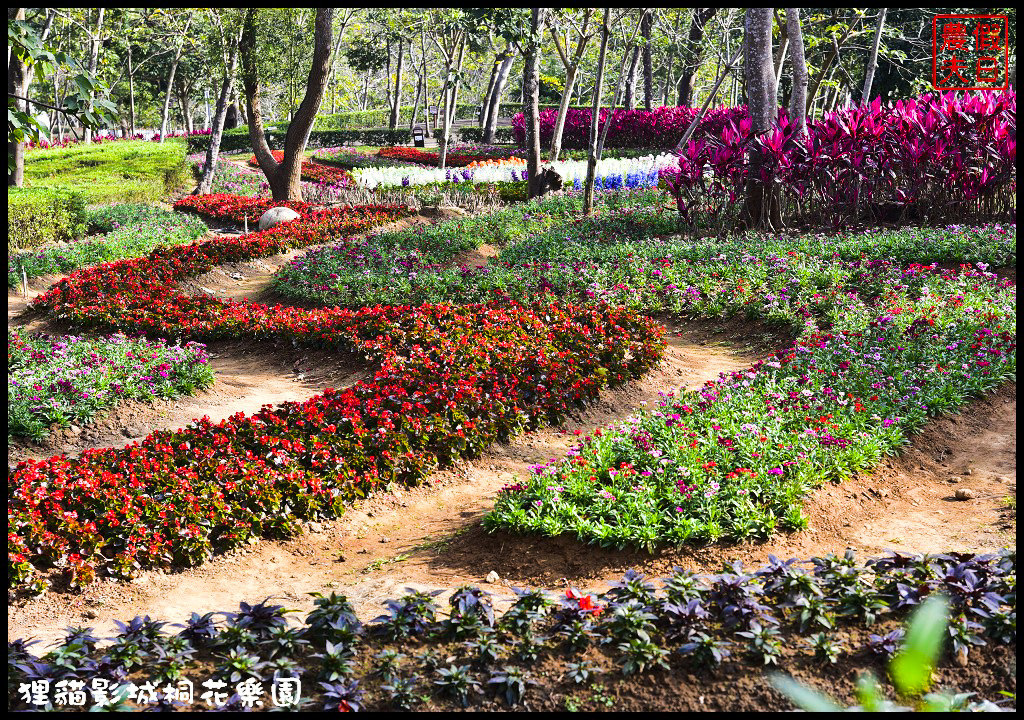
[8,330,214,441]
[8,550,1015,710]
[8,196,663,590]
[7,188,88,252]
[512,105,747,150]
[458,126,516,144]
[376,146,508,168]
[8,204,209,288]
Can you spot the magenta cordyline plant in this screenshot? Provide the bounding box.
[512,105,748,150]
[663,90,1015,229]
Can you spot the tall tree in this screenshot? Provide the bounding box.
[548,8,594,161]
[786,8,808,135]
[743,7,780,229]
[194,11,243,195]
[240,7,334,201]
[426,10,470,169]
[482,48,514,142]
[523,7,547,199]
[677,8,717,106]
[623,45,641,110]
[596,9,649,158]
[83,8,105,143]
[583,7,611,215]
[860,8,887,104]
[640,10,654,110]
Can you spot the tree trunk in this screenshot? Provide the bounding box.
[675,44,742,150]
[159,55,181,141]
[641,11,654,110]
[241,8,334,201]
[786,8,808,136]
[860,8,886,104]
[128,46,136,135]
[524,8,547,198]
[178,84,194,135]
[390,41,404,130]
[677,8,716,106]
[743,8,780,230]
[483,54,513,144]
[584,8,611,215]
[597,12,648,159]
[549,64,578,161]
[773,10,789,97]
[624,46,641,110]
[438,37,466,169]
[8,8,26,187]
[410,67,423,132]
[83,8,105,144]
[806,17,858,113]
[195,29,242,195]
[480,54,500,128]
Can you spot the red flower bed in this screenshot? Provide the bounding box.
[174,194,316,224]
[247,149,352,185]
[377,146,494,168]
[10,196,664,589]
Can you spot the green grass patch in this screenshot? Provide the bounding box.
[19,140,190,204]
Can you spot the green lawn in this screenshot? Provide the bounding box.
[19,139,191,204]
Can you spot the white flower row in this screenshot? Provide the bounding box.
[350,153,679,189]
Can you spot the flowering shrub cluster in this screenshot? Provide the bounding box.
[664,90,1016,228]
[173,194,316,225]
[8,330,213,441]
[247,150,352,186]
[8,550,1015,710]
[512,105,747,150]
[9,195,662,589]
[376,146,501,168]
[9,204,208,287]
[26,129,211,151]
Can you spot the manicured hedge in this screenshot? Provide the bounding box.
[458,127,516,144]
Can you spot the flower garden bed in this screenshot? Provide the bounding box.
[247,150,353,186]
[8,550,1015,711]
[8,194,663,592]
[269,189,1016,552]
[8,330,214,442]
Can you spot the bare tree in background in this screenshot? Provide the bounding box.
[860,8,887,104]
